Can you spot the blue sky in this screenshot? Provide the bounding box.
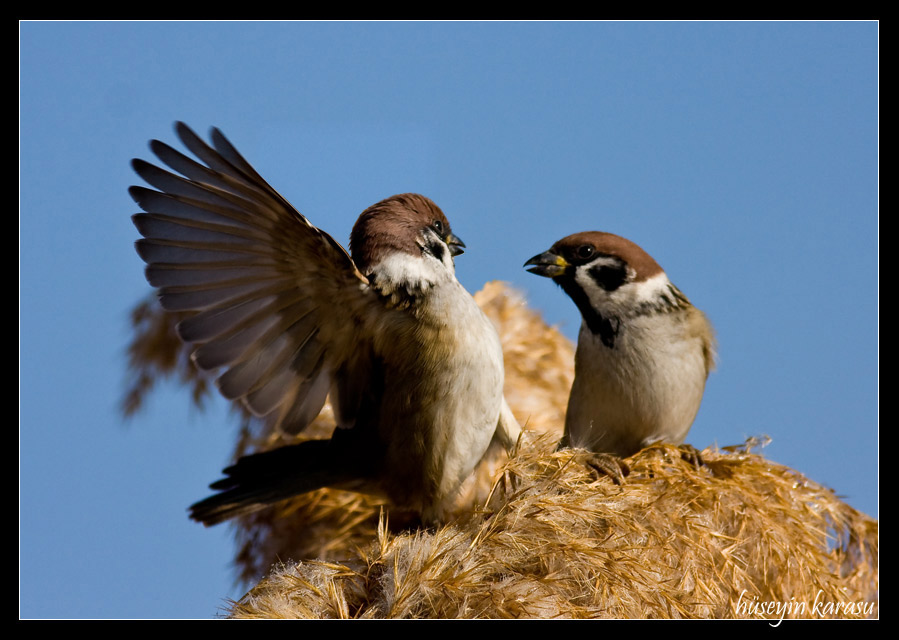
[20,21,877,619]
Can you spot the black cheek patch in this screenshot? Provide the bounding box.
[425,239,448,263]
[588,263,627,292]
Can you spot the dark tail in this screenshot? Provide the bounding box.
[189,439,362,526]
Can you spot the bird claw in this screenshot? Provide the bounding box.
[583,452,630,485]
[678,444,704,469]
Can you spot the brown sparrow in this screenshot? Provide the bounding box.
[130,122,520,525]
[525,231,715,463]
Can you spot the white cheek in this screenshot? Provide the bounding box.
[630,272,672,304]
[419,229,456,274]
[425,244,455,274]
[372,251,453,290]
[573,264,610,304]
[575,267,671,316]
[440,250,456,273]
[572,257,629,312]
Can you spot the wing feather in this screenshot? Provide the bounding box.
[130,122,378,433]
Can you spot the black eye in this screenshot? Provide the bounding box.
[576,245,595,259]
[433,220,444,234]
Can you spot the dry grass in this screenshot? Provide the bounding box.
[123,281,877,619]
[215,281,577,581]
[227,432,877,619]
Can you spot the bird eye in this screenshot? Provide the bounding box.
[433,220,444,234]
[577,245,595,259]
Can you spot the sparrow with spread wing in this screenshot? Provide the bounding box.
[130,122,520,526]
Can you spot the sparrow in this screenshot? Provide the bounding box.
[129,122,520,526]
[524,231,715,466]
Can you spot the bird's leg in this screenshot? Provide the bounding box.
[583,452,630,485]
[558,429,630,485]
[559,440,631,485]
[678,444,704,469]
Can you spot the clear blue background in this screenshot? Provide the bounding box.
[20,21,878,619]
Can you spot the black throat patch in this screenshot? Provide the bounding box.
[557,278,621,348]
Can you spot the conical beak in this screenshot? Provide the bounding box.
[446,232,466,257]
[524,251,569,278]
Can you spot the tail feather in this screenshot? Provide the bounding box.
[189,439,364,526]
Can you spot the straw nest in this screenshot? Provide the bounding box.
[124,281,878,619]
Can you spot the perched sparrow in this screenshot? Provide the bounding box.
[130,122,520,526]
[525,231,715,461]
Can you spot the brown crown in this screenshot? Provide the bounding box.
[350,193,451,274]
[551,231,664,281]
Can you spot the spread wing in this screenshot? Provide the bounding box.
[130,122,379,433]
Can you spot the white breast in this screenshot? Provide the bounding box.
[368,252,504,517]
[425,281,505,499]
[565,313,707,456]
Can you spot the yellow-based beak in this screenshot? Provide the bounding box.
[446,232,466,257]
[524,251,569,278]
